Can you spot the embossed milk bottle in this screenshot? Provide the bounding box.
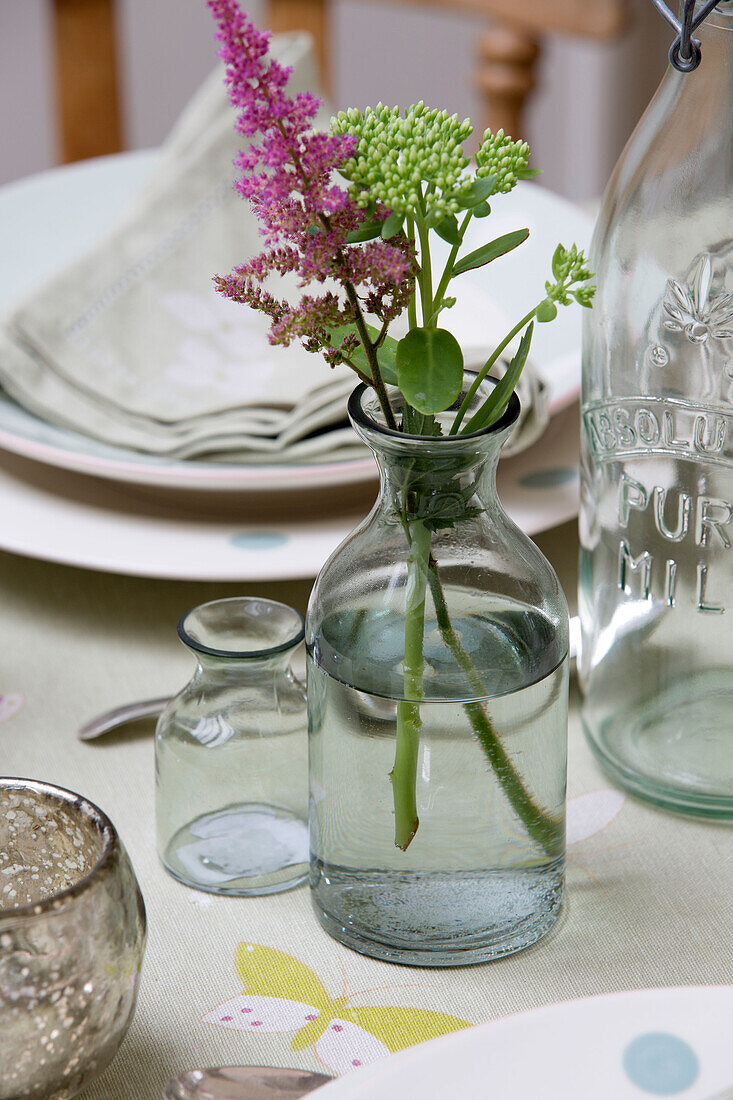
[580,2,733,816]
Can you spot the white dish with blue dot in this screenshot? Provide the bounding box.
[315,986,733,1100]
[0,401,579,579]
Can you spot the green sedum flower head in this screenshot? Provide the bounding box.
[331,102,473,222]
[475,128,530,195]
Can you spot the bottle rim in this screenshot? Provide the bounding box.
[348,370,521,446]
[177,597,305,660]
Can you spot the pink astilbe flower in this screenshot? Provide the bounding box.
[208,0,414,369]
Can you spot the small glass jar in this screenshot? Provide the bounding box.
[155,597,308,896]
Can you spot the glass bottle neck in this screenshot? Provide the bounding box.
[373,444,502,519]
[191,650,295,685]
[601,6,733,234]
[347,377,518,522]
[663,9,733,104]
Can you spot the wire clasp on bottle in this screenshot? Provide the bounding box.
[649,0,722,71]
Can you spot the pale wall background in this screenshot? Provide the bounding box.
[0,0,669,199]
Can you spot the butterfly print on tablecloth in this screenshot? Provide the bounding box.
[203,942,469,1075]
[203,789,626,1074]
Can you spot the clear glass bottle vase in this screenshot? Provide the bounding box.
[306,377,569,967]
[579,5,733,816]
[156,597,309,895]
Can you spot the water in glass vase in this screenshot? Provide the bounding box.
[308,603,568,967]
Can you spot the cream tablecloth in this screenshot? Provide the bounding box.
[1,524,731,1099]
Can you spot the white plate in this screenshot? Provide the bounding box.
[317,986,733,1100]
[0,403,579,579]
[0,153,592,492]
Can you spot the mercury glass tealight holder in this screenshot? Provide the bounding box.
[0,777,147,1100]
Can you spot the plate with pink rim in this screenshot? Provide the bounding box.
[0,152,592,494]
[314,986,733,1100]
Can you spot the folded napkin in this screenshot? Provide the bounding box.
[0,33,548,464]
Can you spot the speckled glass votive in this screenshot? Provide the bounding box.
[0,777,146,1100]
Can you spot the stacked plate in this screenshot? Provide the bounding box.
[0,153,591,581]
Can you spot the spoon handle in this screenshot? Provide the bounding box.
[163,1065,333,1099]
[78,696,171,740]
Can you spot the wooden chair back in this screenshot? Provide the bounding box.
[52,0,629,163]
[53,0,123,163]
[266,0,629,139]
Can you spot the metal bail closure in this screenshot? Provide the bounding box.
[649,0,721,71]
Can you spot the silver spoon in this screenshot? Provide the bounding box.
[79,616,583,741]
[163,1066,333,1100]
[78,695,171,740]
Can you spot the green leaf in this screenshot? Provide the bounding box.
[453,229,530,276]
[402,405,443,436]
[346,219,384,244]
[423,505,483,533]
[455,176,496,209]
[434,214,462,245]
[551,243,566,281]
[328,324,399,386]
[307,224,325,236]
[360,327,399,385]
[381,211,404,240]
[424,206,446,229]
[573,285,596,308]
[536,298,558,323]
[472,201,491,218]
[395,327,464,415]
[461,323,534,434]
[516,168,542,180]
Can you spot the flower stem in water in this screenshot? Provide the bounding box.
[392,521,431,850]
[426,556,563,856]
